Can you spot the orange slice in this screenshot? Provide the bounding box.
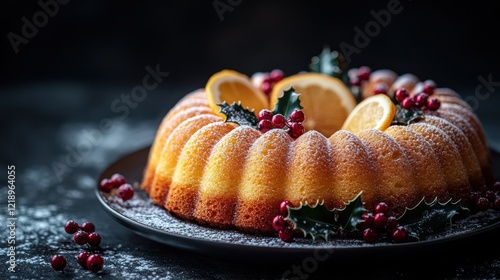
[270,73,357,137]
[205,70,269,117]
[341,94,396,134]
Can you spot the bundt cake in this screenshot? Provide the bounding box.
[140,67,495,235]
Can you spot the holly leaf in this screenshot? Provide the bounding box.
[286,201,340,241]
[336,192,366,232]
[284,192,365,241]
[309,45,347,80]
[272,87,303,119]
[391,105,424,125]
[218,101,258,128]
[397,197,468,241]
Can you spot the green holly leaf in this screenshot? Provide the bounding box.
[309,45,347,80]
[284,192,365,241]
[397,197,468,241]
[218,101,258,128]
[336,192,366,232]
[272,87,303,119]
[391,105,424,126]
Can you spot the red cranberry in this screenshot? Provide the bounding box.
[99,178,115,192]
[64,220,80,234]
[88,232,102,247]
[80,222,95,233]
[476,197,490,211]
[74,231,89,245]
[392,226,409,243]
[422,80,436,95]
[350,77,362,87]
[110,173,126,188]
[258,119,273,133]
[50,255,67,271]
[77,251,91,269]
[280,200,293,216]
[270,69,285,82]
[272,215,287,231]
[272,114,287,129]
[258,109,273,121]
[289,110,305,123]
[288,122,304,138]
[427,98,441,111]
[86,254,104,273]
[361,212,374,227]
[386,216,398,231]
[374,202,389,214]
[493,198,500,211]
[357,66,371,81]
[279,228,294,243]
[484,190,496,202]
[260,81,273,95]
[373,83,388,95]
[118,184,135,201]
[395,88,409,102]
[401,97,415,109]
[414,93,429,107]
[363,228,378,243]
[373,212,388,228]
[493,181,500,193]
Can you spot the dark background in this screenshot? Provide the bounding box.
[2,0,500,89]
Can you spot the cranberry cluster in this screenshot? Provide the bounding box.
[357,202,410,244]
[253,69,285,96]
[257,109,305,139]
[272,201,295,242]
[394,84,441,111]
[51,220,104,272]
[468,181,500,211]
[100,173,134,201]
[349,66,372,87]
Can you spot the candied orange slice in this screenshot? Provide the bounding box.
[341,94,396,134]
[270,73,357,137]
[205,70,269,117]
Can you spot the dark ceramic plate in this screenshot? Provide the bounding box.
[96,146,500,262]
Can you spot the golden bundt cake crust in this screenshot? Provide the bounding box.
[141,71,495,234]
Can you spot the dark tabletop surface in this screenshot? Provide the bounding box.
[2,1,500,279]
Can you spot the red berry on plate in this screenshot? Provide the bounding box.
[422,80,436,95]
[280,200,293,216]
[386,216,398,231]
[99,178,115,192]
[88,232,102,247]
[77,251,91,269]
[80,222,95,233]
[272,215,287,232]
[110,173,126,188]
[427,98,441,111]
[74,231,89,245]
[357,66,371,81]
[373,212,388,228]
[50,255,66,271]
[64,220,79,234]
[392,226,409,243]
[350,76,362,87]
[260,81,273,95]
[288,122,304,138]
[86,254,104,273]
[401,97,415,109]
[258,119,273,133]
[374,202,389,214]
[476,197,490,211]
[414,93,429,107]
[278,228,293,243]
[118,184,135,201]
[363,228,377,243]
[373,83,388,95]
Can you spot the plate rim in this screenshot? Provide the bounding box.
[95,145,500,261]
